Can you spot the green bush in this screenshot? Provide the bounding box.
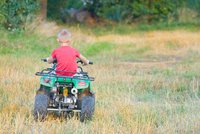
[0,0,38,30]
[47,0,68,20]
[83,0,184,22]
[46,0,200,24]
[187,0,200,15]
[0,0,6,25]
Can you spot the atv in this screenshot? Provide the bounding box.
[34,58,95,122]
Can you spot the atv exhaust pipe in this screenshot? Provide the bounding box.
[71,88,78,95]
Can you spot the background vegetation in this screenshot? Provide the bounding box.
[0,0,200,30]
[0,0,38,30]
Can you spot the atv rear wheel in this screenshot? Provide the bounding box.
[80,96,95,122]
[34,93,49,121]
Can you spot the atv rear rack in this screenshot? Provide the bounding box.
[35,68,95,81]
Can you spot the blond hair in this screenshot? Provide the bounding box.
[57,29,71,41]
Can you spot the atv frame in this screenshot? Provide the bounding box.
[34,60,95,122]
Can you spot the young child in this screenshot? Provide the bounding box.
[46,29,89,76]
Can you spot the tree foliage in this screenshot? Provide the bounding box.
[187,0,200,15]
[0,0,199,30]
[81,0,184,22]
[0,0,38,30]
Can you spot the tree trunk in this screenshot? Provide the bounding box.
[40,0,47,20]
[148,0,153,23]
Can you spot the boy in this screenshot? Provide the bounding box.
[45,29,89,76]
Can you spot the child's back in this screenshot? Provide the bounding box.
[52,45,80,76]
[46,29,90,76]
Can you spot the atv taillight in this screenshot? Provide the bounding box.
[44,78,51,83]
[78,81,86,86]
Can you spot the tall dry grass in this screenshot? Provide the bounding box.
[0,25,200,133]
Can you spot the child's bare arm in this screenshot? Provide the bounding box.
[79,54,89,65]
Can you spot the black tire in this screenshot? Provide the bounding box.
[34,94,49,121]
[80,96,95,122]
[76,98,82,110]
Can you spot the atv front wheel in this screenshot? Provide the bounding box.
[34,93,48,121]
[80,96,95,122]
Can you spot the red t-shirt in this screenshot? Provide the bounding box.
[51,46,80,76]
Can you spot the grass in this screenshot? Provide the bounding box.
[82,42,115,57]
[77,21,200,36]
[0,23,200,133]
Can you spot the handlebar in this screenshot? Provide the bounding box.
[77,60,93,65]
[76,60,83,64]
[89,61,93,65]
[41,58,47,62]
[41,58,93,65]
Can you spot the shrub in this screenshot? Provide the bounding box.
[0,0,38,30]
[82,0,184,23]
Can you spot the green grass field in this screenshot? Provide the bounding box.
[0,23,200,133]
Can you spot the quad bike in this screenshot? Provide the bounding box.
[34,58,95,122]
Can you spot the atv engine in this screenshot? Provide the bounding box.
[49,84,78,109]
